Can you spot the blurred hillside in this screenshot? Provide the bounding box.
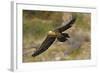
[23,10,91,62]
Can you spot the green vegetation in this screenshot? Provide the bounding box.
[23,10,91,62]
[75,13,91,30]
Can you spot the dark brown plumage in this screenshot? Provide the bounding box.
[32,15,76,57]
[32,35,56,57]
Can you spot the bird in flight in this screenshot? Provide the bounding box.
[32,15,76,57]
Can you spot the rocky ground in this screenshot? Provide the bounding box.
[22,11,91,63]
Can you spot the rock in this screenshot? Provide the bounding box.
[55,57,61,61]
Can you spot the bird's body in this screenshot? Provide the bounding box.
[32,15,76,57]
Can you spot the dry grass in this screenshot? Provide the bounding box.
[23,10,91,63]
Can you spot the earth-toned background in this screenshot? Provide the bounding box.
[23,10,91,62]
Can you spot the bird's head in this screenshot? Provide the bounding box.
[48,31,57,36]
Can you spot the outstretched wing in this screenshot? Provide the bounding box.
[32,35,56,57]
[54,16,76,32]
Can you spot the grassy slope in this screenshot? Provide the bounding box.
[23,11,91,62]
